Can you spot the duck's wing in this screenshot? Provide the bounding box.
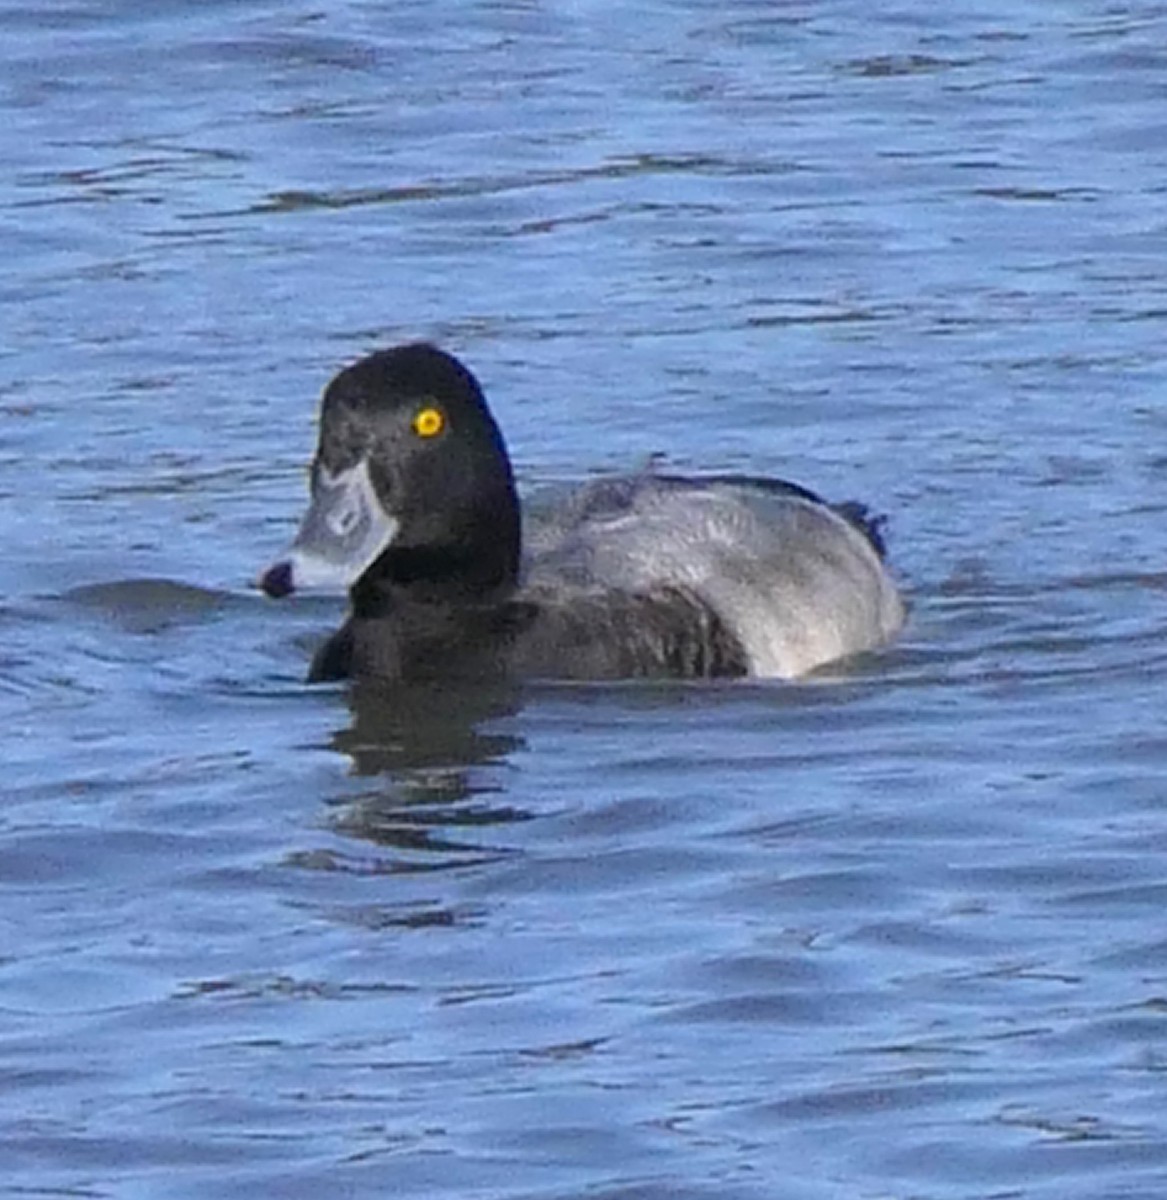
[655,474,890,561]
[525,473,904,678]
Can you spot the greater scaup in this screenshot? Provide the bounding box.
[258,344,905,682]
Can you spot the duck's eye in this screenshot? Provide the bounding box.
[412,406,445,439]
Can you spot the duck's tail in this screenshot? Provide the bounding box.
[832,501,890,561]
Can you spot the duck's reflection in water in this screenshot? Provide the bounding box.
[325,678,529,860]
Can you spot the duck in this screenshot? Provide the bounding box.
[258,343,905,683]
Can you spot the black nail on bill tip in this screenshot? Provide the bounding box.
[259,560,295,599]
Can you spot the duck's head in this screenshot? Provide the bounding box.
[259,344,521,607]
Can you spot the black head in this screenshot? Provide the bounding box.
[259,344,521,607]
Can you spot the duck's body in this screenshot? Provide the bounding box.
[259,344,905,683]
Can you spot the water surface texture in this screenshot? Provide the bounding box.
[4,2,1167,1197]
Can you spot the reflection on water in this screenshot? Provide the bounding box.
[325,677,529,856]
[332,677,523,780]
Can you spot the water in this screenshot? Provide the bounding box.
[3,1,1167,1196]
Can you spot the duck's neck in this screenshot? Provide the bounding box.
[351,504,521,617]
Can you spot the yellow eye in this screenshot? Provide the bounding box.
[412,406,445,438]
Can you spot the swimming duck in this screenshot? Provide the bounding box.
[258,344,904,682]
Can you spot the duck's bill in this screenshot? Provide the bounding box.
[258,458,398,598]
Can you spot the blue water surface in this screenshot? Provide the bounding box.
[2,2,1167,1197]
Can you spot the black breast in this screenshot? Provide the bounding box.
[497,585,749,680]
[308,584,749,684]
